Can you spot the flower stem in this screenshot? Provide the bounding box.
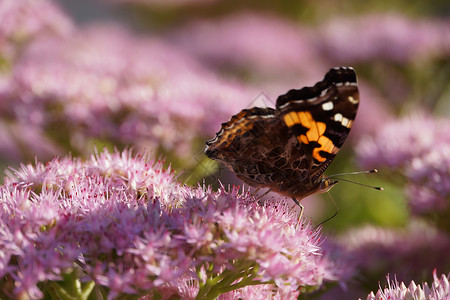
[44,269,96,300]
[196,260,269,299]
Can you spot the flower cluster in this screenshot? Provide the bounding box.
[365,270,450,300]
[7,25,253,156]
[0,0,72,61]
[317,13,450,63]
[1,4,256,164]
[357,116,450,220]
[0,150,345,299]
[2,0,450,298]
[170,12,450,84]
[406,143,450,216]
[338,221,450,287]
[170,12,325,78]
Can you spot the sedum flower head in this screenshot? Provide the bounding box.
[2,23,255,163]
[0,0,72,61]
[356,115,450,170]
[406,143,450,215]
[356,115,450,220]
[0,149,344,299]
[171,12,324,77]
[339,221,450,287]
[365,270,450,300]
[318,13,450,63]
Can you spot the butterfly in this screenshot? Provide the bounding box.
[205,67,359,205]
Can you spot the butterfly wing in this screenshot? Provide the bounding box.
[205,67,360,199]
[205,107,309,190]
[276,67,359,181]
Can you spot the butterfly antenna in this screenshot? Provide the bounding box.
[327,169,383,191]
[315,193,339,229]
[328,168,379,177]
[332,177,383,191]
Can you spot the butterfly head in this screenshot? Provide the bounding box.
[319,177,339,193]
[287,175,338,201]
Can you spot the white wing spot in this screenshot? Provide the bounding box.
[342,117,350,127]
[278,102,289,109]
[322,101,334,111]
[334,113,343,122]
[348,96,359,104]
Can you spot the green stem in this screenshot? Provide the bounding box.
[43,269,96,300]
[196,260,271,300]
[215,264,270,295]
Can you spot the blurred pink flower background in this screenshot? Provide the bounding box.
[0,0,449,299]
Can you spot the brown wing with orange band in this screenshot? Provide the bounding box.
[276,67,359,179]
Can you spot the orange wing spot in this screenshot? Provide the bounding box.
[283,112,299,127]
[297,111,313,143]
[313,135,337,162]
[318,136,335,154]
[285,111,331,149]
[306,125,318,141]
[299,135,309,144]
[297,111,313,126]
[317,122,326,135]
[306,121,326,142]
[312,148,326,162]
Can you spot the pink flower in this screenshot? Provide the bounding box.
[406,143,450,214]
[357,115,450,170]
[219,284,299,300]
[170,12,325,78]
[356,115,450,218]
[2,23,256,162]
[1,149,345,299]
[364,270,450,300]
[0,0,72,61]
[339,222,450,289]
[317,13,450,63]
[0,121,62,162]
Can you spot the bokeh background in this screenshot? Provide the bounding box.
[1,0,449,298]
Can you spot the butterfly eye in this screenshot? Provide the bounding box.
[321,179,329,190]
[320,178,338,192]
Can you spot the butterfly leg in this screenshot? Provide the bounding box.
[292,197,304,223]
[291,197,301,206]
